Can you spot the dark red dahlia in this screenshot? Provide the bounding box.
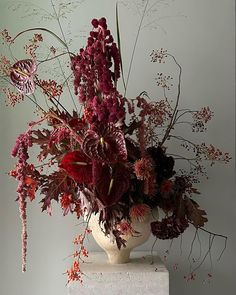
[151,215,189,239]
[147,146,175,183]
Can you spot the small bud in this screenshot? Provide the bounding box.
[91,18,99,28]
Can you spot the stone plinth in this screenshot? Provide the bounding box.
[68,251,169,295]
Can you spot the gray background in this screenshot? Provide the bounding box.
[0,0,235,294]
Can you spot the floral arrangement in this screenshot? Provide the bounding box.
[0,5,230,285]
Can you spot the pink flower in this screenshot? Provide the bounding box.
[134,157,153,180]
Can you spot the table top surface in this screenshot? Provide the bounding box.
[80,251,169,274]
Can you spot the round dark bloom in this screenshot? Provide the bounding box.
[151,216,189,239]
[147,146,175,183]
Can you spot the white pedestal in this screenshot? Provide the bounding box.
[68,251,169,295]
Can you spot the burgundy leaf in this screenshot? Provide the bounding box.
[30,129,61,160]
[184,197,208,228]
[40,170,76,213]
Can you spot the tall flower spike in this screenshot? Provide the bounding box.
[71,17,121,102]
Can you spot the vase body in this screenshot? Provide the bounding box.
[88,213,151,264]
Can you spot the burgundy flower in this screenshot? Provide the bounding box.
[86,94,125,125]
[93,161,130,207]
[82,126,127,163]
[60,151,92,184]
[10,59,37,95]
[134,157,153,180]
[71,17,121,102]
[151,216,189,240]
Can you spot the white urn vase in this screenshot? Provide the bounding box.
[88,213,152,264]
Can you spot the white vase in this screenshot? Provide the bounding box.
[88,213,152,264]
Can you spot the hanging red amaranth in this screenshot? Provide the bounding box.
[11,129,33,272]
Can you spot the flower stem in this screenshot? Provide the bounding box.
[124,0,149,97]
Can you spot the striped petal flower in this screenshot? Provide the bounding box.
[82,125,127,164]
[10,59,37,95]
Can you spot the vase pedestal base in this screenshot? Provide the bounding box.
[68,251,169,295]
[106,248,131,264]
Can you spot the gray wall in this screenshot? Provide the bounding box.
[0,0,235,294]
